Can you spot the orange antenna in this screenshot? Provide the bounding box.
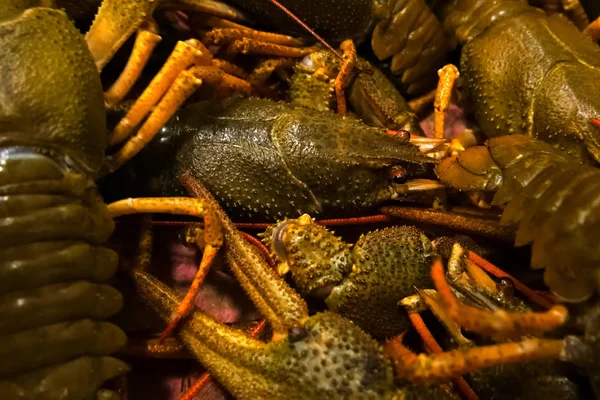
[267,0,343,60]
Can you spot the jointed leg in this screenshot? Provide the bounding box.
[159,225,220,342]
[466,250,556,309]
[107,39,210,147]
[407,312,480,400]
[434,65,459,139]
[104,20,162,108]
[202,28,317,61]
[109,198,224,340]
[248,58,295,96]
[335,40,358,116]
[384,333,563,384]
[107,64,253,171]
[431,254,568,340]
[203,28,306,47]
[408,89,437,115]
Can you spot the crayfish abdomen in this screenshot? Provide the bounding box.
[0,150,128,399]
[0,5,128,397]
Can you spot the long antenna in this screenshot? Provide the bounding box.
[267,0,343,60]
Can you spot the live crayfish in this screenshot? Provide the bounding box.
[0,3,128,398]
[5,0,600,398]
[106,175,575,399]
[172,0,451,96]
[437,0,600,164]
[261,215,435,339]
[124,96,445,221]
[400,242,582,400]
[0,0,297,396]
[288,43,424,134]
[436,133,600,394]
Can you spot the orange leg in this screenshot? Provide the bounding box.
[248,58,295,86]
[110,198,224,339]
[119,336,192,359]
[467,250,556,309]
[107,64,252,171]
[211,58,249,79]
[159,227,220,342]
[385,333,563,385]
[104,20,162,108]
[334,40,358,116]
[203,28,306,47]
[409,313,480,400]
[408,89,437,115]
[222,38,316,59]
[107,39,210,147]
[202,27,315,60]
[431,257,568,340]
[434,65,460,139]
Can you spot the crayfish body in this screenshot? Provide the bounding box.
[128,97,441,221]
[0,3,128,398]
[262,215,434,339]
[440,0,600,163]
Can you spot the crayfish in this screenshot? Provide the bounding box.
[123,96,445,221]
[107,176,574,399]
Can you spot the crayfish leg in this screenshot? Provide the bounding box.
[334,39,358,116]
[434,64,460,139]
[203,27,306,47]
[108,61,253,171]
[107,38,209,147]
[109,198,223,339]
[248,58,295,95]
[203,27,316,61]
[384,334,563,385]
[180,173,309,339]
[431,252,568,340]
[104,20,162,108]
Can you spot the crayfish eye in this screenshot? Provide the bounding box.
[386,129,410,140]
[390,166,408,184]
[497,277,515,300]
[288,326,309,342]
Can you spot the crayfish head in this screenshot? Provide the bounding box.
[261,214,352,299]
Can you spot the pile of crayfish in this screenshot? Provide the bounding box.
[3,0,600,399]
